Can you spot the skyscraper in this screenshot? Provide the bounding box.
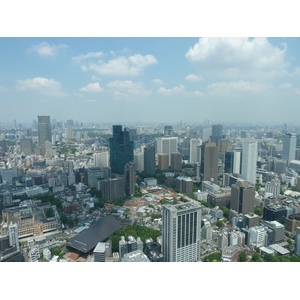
[189,138,202,164]
[20,138,34,156]
[124,161,136,196]
[241,139,257,185]
[231,180,255,215]
[203,142,219,183]
[144,145,156,175]
[283,133,297,164]
[156,137,178,166]
[38,116,52,147]
[225,149,242,174]
[211,124,223,146]
[162,202,201,262]
[170,153,182,171]
[109,125,134,175]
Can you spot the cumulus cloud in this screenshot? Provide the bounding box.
[107,80,151,99]
[185,37,288,79]
[185,74,203,82]
[158,85,185,95]
[72,51,103,63]
[88,54,157,76]
[16,77,66,96]
[152,79,164,85]
[206,80,268,96]
[28,42,68,57]
[79,82,104,93]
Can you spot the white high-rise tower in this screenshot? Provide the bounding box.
[283,133,296,164]
[241,139,258,185]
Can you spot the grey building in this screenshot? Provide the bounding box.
[283,133,297,164]
[143,145,156,175]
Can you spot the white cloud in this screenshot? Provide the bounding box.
[86,99,98,103]
[28,42,68,57]
[185,74,203,82]
[279,83,292,89]
[16,77,66,97]
[0,86,7,92]
[79,82,104,93]
[107,80,151,99]
[88,54,157,76]
[72,51,103,63]
[185,37,288,79]
[158,85,185,95]
[207,80,268,96]
[152,79,164,85]
[294,88,300,96]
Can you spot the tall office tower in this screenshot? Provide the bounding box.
[2,139,7,152]
[164,125,173,136]
[162,202,201,262]
[180,139,190,161]
[66,125,73,140]
[109,125,134,175]
[38,116,52,147]
[283,133,297,164]
[170,153,182,171]
[203,142,219,183]
[156,137,178,165]
[211,124,223,145]
[296,148,300,160]
[8,222,19,250]
[202,127,212,142]
[124,161,136,196]
[20,138,34,156]
[189,138,202,164]
[94,152,109,168]
[134,151,144,172]
[241,139,258,185]
[219,139,230,152]
[295,234,300,255]
[157,154,169,171]
[231,180,255,215]
[144,145,156,175]
[224,149,242,174]
[67,161,74,175]
[44,141,53,158]
[185,127,194,139]
[124,127,138,142]
[101,177,125,202]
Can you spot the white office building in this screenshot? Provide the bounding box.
[189,138,202,164]
[93,152,109,168]
[8,222,19,250]
[156,137,178,165]
[162,202,201,262]
[241,139,258,185]
[283,133,297,164]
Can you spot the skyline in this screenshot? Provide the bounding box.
[1,37,300,125]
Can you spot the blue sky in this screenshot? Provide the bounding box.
[1,37,300,125]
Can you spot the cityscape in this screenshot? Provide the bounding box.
[2,37,300,266]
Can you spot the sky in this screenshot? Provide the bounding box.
[1,37,300,126]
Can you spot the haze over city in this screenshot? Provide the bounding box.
[1,37,300,125]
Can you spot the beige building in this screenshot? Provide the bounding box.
[157,154,169,171]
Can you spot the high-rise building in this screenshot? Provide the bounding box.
[109,125,134,175]
[38,116,52,148]
[93,242,106,262]
[164,125,173,136]
[189,138,202,164]
[265,179,280,197]
[20,138,34,156]
[94,152,109,168]
[219,139,230,152]
[162,202,201,262]
[157,154,169,171]
[1,139,7,152]
[156,137,178,165]
[211,124,223,145]
[8,222,19,250]
[231,180,255,215]
[66,125,73,140]
[241,139,258,185]
[101,177,125,202]
[124,162,136,196]
[144,145,156,175]
[170,153,182,171]
[225,149,242,174]
[283,133,297,164]
[203,142,219,183]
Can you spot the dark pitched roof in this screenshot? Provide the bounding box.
[66,214,130,253]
